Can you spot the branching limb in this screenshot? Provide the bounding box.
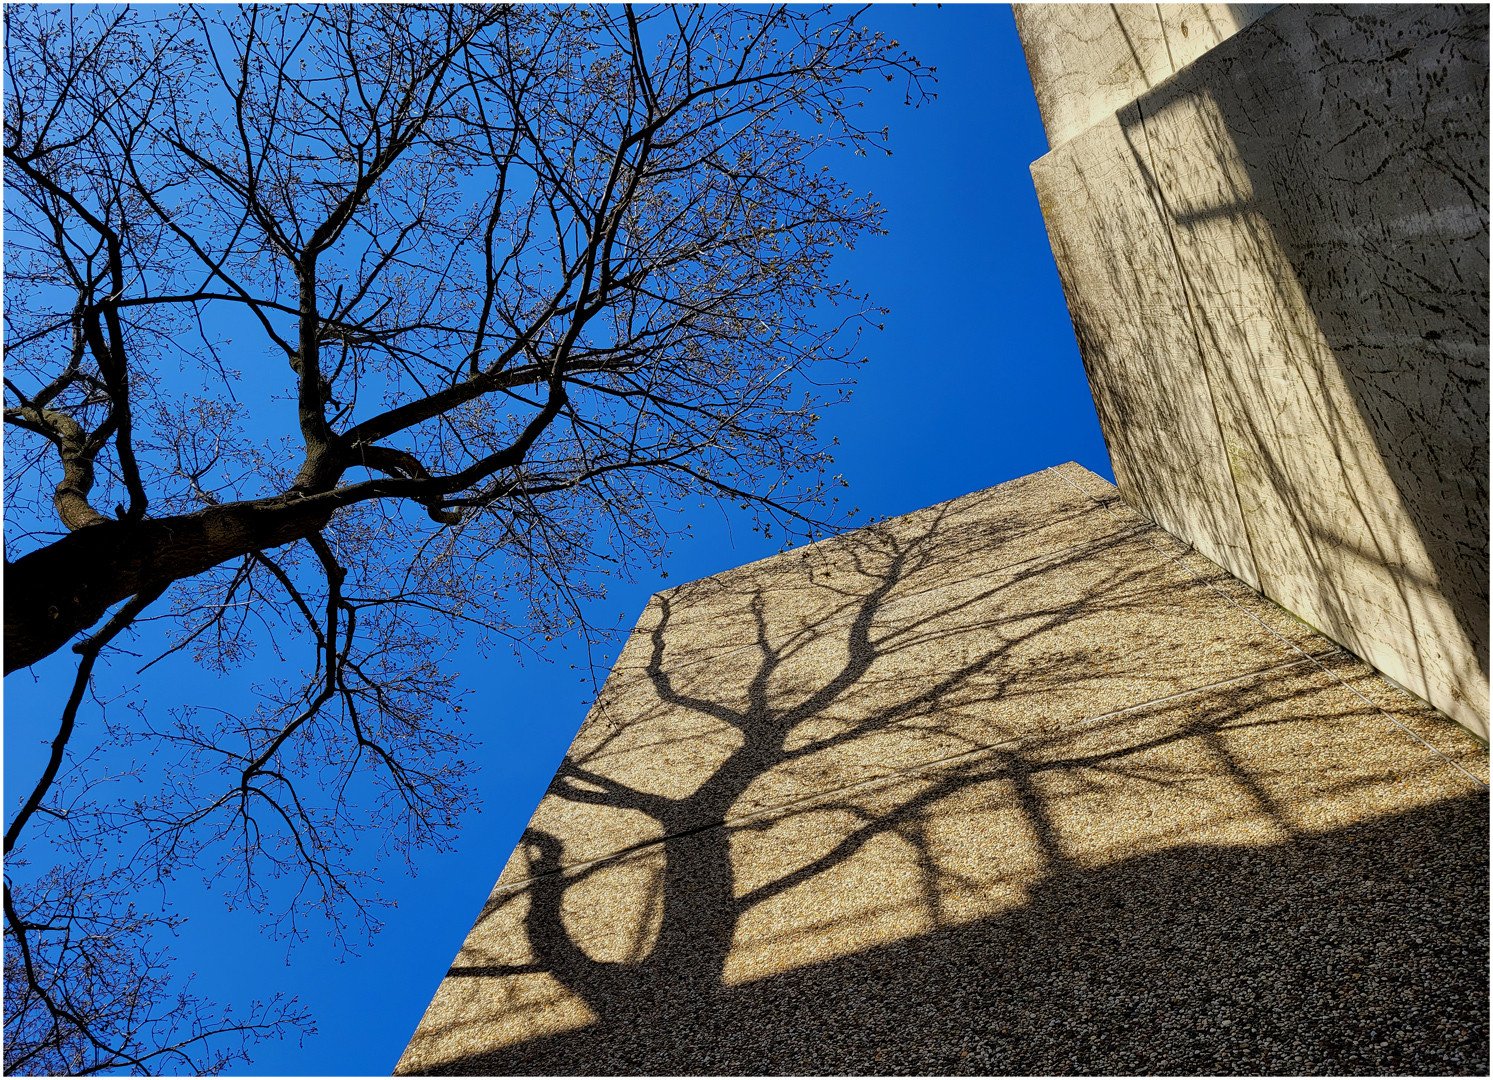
[5,585,166,858]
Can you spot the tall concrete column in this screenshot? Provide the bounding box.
[1017,4,1490,739]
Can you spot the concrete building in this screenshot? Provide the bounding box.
[398,8,1489,1073]
[398,465,1487,1074]
[1019,4,1489,738]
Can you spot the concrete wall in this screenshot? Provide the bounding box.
[1015,4,1278,150]
[1018,5,1489,738]
[397,466,1487,1075]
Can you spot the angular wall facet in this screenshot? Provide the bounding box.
[1013,3,1278,150]
[1022,4,1490,738]
[1030,110,1262,592]
[398,466,1488,1075]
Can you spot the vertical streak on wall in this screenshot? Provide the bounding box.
[1018,4,1490,739]
[1129,87,1266,593]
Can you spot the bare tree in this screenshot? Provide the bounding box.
[2,4,929,1072]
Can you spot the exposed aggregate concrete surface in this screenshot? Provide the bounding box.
[397,464,1489,1076]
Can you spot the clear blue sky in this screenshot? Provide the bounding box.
[4,5,1109,1074]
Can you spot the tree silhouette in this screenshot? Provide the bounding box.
[1,6,929,1071]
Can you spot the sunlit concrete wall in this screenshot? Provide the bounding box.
[1017,5,1489,739]
[397,465,1487,1074]
[1016,4,1279,150]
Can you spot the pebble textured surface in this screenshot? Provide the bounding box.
[1024,5,1490,737]
[397,465,1488,1076]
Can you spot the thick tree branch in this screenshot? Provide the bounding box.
[5,494,334,673]
[5,584,165,856]
[1,6,927,1069]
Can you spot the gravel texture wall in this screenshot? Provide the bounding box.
[1020,4,1490,739]
[397,465,1488,1075]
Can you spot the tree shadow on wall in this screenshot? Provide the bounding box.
[443,794,1487,1076]
[403,490,1489,1076]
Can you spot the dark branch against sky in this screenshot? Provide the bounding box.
[2,6,1107,1074]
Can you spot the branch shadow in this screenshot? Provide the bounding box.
[396,470,1488,1075]
[1038,5,1487,729]
[435,792,1488,1076]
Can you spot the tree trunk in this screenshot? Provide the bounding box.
[5,496,335,673]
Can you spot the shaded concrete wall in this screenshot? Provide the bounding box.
[1017,4,1490,739]
[397,466,1487,1074]
[1015,4,1279,150]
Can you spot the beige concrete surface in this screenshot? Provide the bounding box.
[1024,5,1489,737]
[1027,107,1264,593]
[397,465,1488,1075]
[1014,4,1277,150]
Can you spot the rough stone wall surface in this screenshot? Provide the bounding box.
[1021,5,1490,738]
[397,465,1488,1075]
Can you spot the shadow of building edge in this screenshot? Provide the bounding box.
[411,789,1489,1076]
[1045,4,1488,734]
[477,499,1193,1004]
[396,493,1488,1074]
[396,469,1486,1077]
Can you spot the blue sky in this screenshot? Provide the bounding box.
[4,5,1109,1074]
